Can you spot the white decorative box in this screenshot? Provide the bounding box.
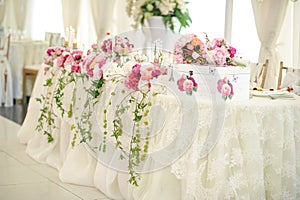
[172,64,250,101]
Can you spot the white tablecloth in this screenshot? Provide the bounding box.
[9,40,48,99]
[17,68,300,199]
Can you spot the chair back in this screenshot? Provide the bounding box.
[250,59,269,89]
[0,33,10,59]
[45,32,61,47]
[277,61,300,90]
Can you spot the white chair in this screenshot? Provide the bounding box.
[45,32,61,47]
[0,33,13,107]
[277,61,300,94]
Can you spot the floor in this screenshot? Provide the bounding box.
[0,102,111,200]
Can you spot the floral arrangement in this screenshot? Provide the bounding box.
[124,61,168,91]
[173,34,206,64]
[126,0,192,32]
[177,72,198,95]
[217,77,234,100]
[174,33,239,66]
[205,34,237,66]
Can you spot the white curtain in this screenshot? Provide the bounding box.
[251,0,289,89]
[12,0,30,31]
[90,0,116,41]
[61,0,81,37]
[293,1,300,68]
[0,0,6,25]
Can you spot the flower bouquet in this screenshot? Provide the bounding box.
[126,0,192,32]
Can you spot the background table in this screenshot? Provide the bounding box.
[9,40,48,99]
[17,67,300,199]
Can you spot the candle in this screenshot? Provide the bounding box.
[73,38,77,49]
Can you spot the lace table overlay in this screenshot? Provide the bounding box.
[17,67,300,200]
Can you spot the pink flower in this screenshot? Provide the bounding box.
[124,73,141,91]
[71,64,81,73]
[86,68,93,77]
[229,46,236,58]
[186,44,194,50]
[213,47,228,65]
[183,79,193,92]
[151,68,162,78]
[141,67,153,81]
[217,78,227,92]
[44,66,49,72]
[221,83,231,96]
[98,69,103,77]
[132,64,141,74]
[56,56,65,68]
[46,48,55,56]
[177,75,186,91]
[188,76,198,88]
[91,43,98,50]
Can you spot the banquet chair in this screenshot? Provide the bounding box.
[45,32,61,47]
[250,59,269,89]
[0,33,13,107]
[23,65,40,104]
[277,61,300,91]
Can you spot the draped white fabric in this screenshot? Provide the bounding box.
[61,0,82,36]
[0,34,13,107]
[17,64,300,199]
[12,0,30,31]
[293,1,300,68]
[251,0,289,89]
[90,0,117,41]
[0,1,6,25]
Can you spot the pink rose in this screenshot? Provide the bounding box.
[217,78,226,92]
[183,79,194,92]
[141,67,153,81]
[213,47,227,65]
[221,83,231,96]
[177,75,186,91]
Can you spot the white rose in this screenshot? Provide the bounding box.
[146,3,154,11]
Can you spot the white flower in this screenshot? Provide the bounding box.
[146,3,154,11]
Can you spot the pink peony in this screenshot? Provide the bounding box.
[56,56,65,68]
[71,64,81,73]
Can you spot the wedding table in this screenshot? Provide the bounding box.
[9,39,48,99]
[17,65,300,200]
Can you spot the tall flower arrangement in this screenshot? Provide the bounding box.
[126,0,192,32]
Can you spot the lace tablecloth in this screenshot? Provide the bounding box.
[9,40,48,99]
[17,68,300,200]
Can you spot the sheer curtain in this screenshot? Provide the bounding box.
[293,1,300,68]
[251,0,289,88]
[12,0,30,32]
[0,0,6,25]
[90,0,116,41]
[61,0,82,38]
